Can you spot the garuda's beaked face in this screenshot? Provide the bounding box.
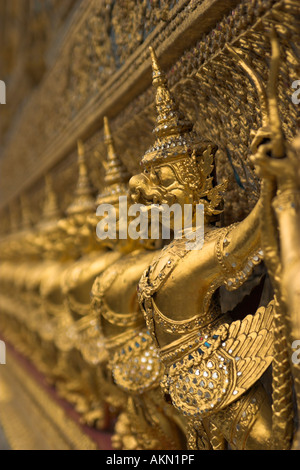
[129,161,196,236]
[129,162,193,208]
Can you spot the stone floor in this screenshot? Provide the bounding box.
[0,423,10,450]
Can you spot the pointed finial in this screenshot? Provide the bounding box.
[0,208,9,236]
[77,139,87,176]
[20,193,32,229]
[149,47,166,86]
[9,200,19,233]
[66,140,95,216]
[150,47,192,140]
[140,48,196,168]
[103,116,129,186]
[103,116,117,171]
[42,174,61,222]
[96,117,129,205]
[104,116,113,147]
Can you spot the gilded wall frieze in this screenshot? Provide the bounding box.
[1,0,299,226]
[1,0,238,210]
[0,0,300,451]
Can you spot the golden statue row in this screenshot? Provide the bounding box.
[0,38,300,450]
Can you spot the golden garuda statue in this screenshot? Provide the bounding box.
[0,2,299,451]
[128,37,300,450]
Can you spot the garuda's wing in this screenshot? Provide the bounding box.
[166,301,274,418]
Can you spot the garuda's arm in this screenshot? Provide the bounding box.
[214,198,264,292]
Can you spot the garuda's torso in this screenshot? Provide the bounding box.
[39,259,72,343]
[55,249,121,357]
[92,248,164,394]
[138,226,273,418]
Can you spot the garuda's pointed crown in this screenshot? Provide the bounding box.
[142,47,200,169]
[141,48,225,214]
[42,174,61,223]
[36,174,62,232]
[66,140,96,216]
[20,193,32,230]
[96,116,130,205]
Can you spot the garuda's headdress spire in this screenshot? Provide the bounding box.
[150,47,193,139]
[42,174,61,222]
[9,200,19,233]
[20,193,32,230]
[35,173,62,233]
[66,140,96,216]
[96,117,130,205]
[141,48,225,214]
[142,47,197,168]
